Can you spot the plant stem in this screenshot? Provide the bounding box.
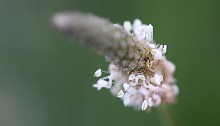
[158,105,180,126]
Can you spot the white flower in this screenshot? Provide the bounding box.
[150,74,163,86]
[141,99,148,111]
[123,83,130,91]
[128,74,136,81]
[123,21,132,32]
[117,90,125,98]
[94,69,102,77]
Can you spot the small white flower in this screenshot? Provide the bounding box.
[163,45,167,53]
[123,21,132,32]
[123,83,130,91]
[141,99,148,111]
[148,97,153,107]
[94,69,102,77]
[150,74,163,86]
[129,74,136,81]
[135,74,146,84]
[117,90,125,98]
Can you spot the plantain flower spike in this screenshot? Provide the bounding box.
[52,12,179,111]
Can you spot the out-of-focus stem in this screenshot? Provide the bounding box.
[158,105,180,126]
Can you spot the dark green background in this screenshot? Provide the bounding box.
[0,0,219,126]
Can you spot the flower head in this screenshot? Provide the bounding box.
[93,19,179,111]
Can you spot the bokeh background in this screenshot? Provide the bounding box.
[0,0,220,126]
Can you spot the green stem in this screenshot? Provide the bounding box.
[158,105,180,126]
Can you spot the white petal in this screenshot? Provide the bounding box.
[128,74,136,81]
[94,69,102,77]
[117,90,125,98]
[123,21,132,32]
[141,100,148,111]
[148,97,153,107]
[123,83,130,91]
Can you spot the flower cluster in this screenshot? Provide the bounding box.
[93,19,178,111]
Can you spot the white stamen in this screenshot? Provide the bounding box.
[123,21,132,32]
[94,69,102,77]
[163,45,167,53]
[141,100,148,111]
[117,90,125,98]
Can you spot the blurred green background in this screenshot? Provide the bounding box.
[0,0,220,126]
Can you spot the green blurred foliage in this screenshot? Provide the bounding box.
[0,0,220,126]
